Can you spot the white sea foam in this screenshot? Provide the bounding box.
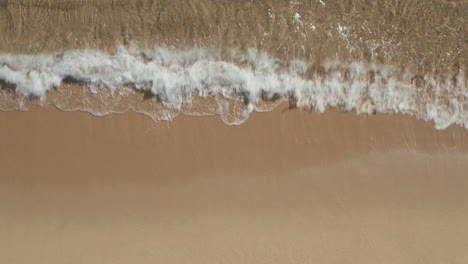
[0,47,466,129]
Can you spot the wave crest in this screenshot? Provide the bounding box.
[0,47,466,129]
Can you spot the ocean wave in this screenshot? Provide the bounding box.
[0,47,466,129]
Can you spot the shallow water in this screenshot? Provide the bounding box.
[0,0,466,129]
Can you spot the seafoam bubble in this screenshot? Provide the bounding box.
[0,46,466,129]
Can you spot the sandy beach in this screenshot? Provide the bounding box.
[1,106,468,263]
[1,0,468,263]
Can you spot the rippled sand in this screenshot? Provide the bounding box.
[1,0,466,72]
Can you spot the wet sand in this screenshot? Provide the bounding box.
[1,103,468,183]
[1,107,468,263]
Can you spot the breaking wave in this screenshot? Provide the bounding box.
[0,46,466,129]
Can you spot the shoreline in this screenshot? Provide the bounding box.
[1,100,468,264]
[1,0,468,262]
[1,104,467,185]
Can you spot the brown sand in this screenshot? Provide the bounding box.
[1,106,468,263]
[1,0,468,262]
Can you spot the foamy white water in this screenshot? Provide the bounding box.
[0,47,466,129]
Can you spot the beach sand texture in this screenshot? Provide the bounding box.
[1,1,468,263]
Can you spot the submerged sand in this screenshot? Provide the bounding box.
[1,107,468,263]
[1,0,466,72]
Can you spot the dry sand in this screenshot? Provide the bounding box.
[1,106,468,263]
